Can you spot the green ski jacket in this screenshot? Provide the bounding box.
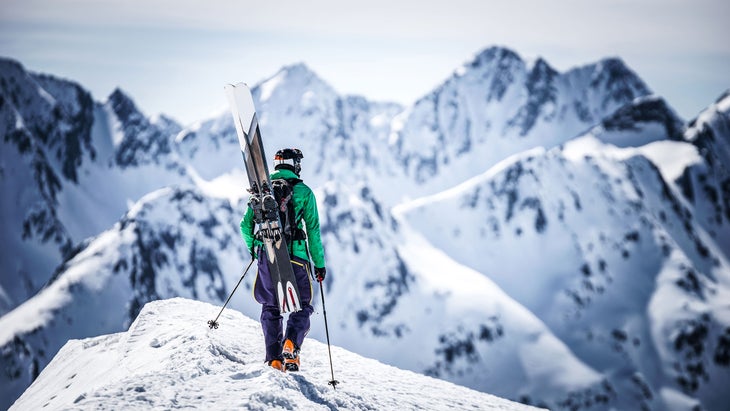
[240,168,326,269]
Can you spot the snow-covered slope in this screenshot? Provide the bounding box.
[0,58,190,315]
[312,181,611,409]
[3,46,730,411]
[0,58,96,313]
[397,136,730,410]
[10,298,541,411]
[0,186,257,411]
[677,90,730,258]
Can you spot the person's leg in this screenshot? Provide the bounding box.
[253,252,284,364]
[260,304,284,362]
[284,258,314,350]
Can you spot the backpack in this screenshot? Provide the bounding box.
[271,178,306,249]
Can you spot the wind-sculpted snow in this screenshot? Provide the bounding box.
[11,298,541,411]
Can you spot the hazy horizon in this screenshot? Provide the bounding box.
[1,0,728,125]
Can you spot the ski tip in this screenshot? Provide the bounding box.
[224,82,250,90]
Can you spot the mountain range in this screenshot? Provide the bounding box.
[1,45,728,410]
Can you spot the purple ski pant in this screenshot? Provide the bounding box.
[253,250,314,362]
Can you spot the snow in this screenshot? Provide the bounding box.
[717,92,730,112]
[11,298,541,411]
[0,226,133,347]
[394,128,730,409]
[394,214,604,393]
[393,147,547,214]
[184,164,248,205]
[659,388,702,411]
[563,135,703,182]
[2,51,730,411]
[36,84,56,107]
[260,71,286,102]
[104,100,126,147]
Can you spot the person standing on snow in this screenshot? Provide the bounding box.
[240,148,327,372]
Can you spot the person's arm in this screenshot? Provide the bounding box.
[240,207,255,256]
[302,188,326,269]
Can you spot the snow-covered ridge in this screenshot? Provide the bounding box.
[397,135,730,410]
[11,298,542,411]
[391,46,653,195]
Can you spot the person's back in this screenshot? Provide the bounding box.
[240,148,327,372]
[268,167,325,269]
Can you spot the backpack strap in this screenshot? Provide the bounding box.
[283,178,306,255]
[286,178,304,229]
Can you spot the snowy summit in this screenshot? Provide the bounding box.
[11,298,540,410]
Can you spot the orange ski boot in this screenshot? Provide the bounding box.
[268,359,285,372]
[282,339,300,371]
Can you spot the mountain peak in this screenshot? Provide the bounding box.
[105,87,176,167]
[10,298,539,411]
[0,57,26,78]
[253,62,337,104]
[529,57,556,75]
[281,61,313,75]
[592,57,634,80]
[107,87,143,122]
[590,57,651,96]
[275,62,329,88]
[468,45,523,69]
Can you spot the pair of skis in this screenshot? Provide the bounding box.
[225,83,301,314]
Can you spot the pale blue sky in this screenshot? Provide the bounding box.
[1,0,728,125]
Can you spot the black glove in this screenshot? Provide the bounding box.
[249,245,257,259]
[315,267,326,283]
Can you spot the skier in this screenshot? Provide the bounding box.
[240,148,327,372]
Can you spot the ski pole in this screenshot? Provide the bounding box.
[319,280,339,389]
[208,259,255,329]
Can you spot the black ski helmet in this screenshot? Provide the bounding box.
[274,148,303,175]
